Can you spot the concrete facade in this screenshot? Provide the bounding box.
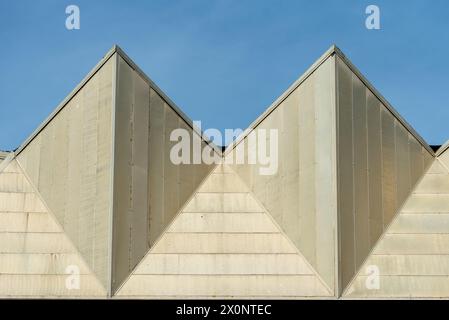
[0,45,448,298]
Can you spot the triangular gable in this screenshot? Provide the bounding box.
[116,164,332,298]
[0,160,106,297]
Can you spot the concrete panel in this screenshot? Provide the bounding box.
[415,174,449,194]
[0,275,105,298]
[389,213,449,234]
[148,88,165,245]
[0,253,94,275]
[353,77,369,269]
[227,56,337,294]
[112,56,150,292]
[427,160,447,174]
[117,165,332,298]
[167,213,278,233]
[118,275,330,298]
[134,254,313,275]
[111,58,215,293]
[402,194,449,212]
[16,55,115,290]
[0,161,106,297]
[366,91,383,246]
[298,72,316,268]
[439,148,449,169]
[313,57,337,290]
[347,276,449,298]
[381,108,397,226]
[0,212,60,233]
[362,254,449,275]
[409,136,424,187]
[336,55,434,295]
[337,57,355,290]
[395,122,411,207]
[344,159,449,298]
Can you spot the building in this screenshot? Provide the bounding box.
[0,45,448,299]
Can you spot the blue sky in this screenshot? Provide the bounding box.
[1,0,449,150]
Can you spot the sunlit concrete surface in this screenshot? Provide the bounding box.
[0,45,447,299]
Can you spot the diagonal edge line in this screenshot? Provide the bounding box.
[0,153,15,174]
[333,48,434,156]
[115,46,222,157]
[107,52,119,297]
[112,162,220,297]
[14,46,118,157]
[14,158,108,297]
[341,157,436,297]
[226,165,335,297]
[437,157,449,174]
[224,46,337,157]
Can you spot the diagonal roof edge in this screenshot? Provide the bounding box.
[115,46,223,156]
[14,45,222,157]
[12,44,435,158]
[334,46,434,155]
[436,140,449,156]
[223,45,337,156]
[224,45,435,156]
[14,46,117,156]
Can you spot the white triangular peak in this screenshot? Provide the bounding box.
[0,160,107,298]
[116,164,332,298]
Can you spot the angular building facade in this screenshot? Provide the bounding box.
[0,45,448,298]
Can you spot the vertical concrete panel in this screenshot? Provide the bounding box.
[298,73,316,268]
[352,77,369,268]
[280,90,299,260]
[50,106,68,221]
[112,57,153,292]
[424,146,435,171]
[37,117,55,210]
[228,56,336,293]
[130,72,150,270]
[17,56,115,290]
[395,122,411,209]
[337,55,434,296]
[163,105,180,233]
[314,57,336,291]
[79,69,99,273]
[257,107,283,225]
[95,59,114,283]
[148,89,165,246]
[337,57,355,289]
[178,120,195,208]
[366,92,383,248]
[381,108,397,229]
[409,135,424,188]
[112,56,133,291]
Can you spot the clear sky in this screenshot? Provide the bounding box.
[1,0,448,150]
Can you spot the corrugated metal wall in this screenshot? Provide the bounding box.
[226,56,337,293]
[16,55,115,290]
[111,56,216,293]
[336,56,434,292]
